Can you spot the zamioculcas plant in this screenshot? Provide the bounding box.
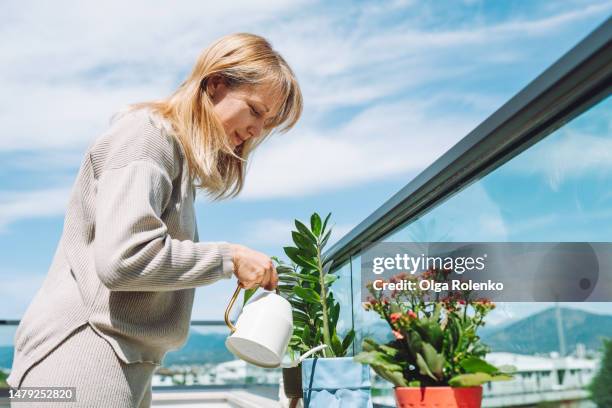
[277,212,355,360]
[276,212,373,408]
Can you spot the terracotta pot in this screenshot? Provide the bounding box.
[282,366,303,399]
[394,386,482,408]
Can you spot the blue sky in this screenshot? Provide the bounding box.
[1,0,611,333]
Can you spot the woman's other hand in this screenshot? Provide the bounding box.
[228,244,278,290]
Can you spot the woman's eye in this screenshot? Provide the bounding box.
[249,105,261,117]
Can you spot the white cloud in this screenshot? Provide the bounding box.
[387,181,510,242]
[240,98,479,199]
[1,0,609,227]
[0,0,305,152]
[1,82,158,151]
[242,217,355,249]
[326,223,356,248]
[505,128,612,191]
[242,218,295,247]
[0,187,71,233]
[2,0,608,153]
[360,1,611,52]
[275,1,612,114]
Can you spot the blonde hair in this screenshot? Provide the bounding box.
[131,33,302,200]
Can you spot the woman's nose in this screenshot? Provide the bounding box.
[247,122,263,139]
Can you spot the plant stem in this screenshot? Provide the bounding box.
[317,240,333,357]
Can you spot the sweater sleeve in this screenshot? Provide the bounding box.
[93,160,234,291]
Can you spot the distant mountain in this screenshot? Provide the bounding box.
[481,307,612,355]
[2,308,610,370]
[0,330,236,369]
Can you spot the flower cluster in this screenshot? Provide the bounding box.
[356,268,507,388]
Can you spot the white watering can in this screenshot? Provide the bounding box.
[224,283,294,368]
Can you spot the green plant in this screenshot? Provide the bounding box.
[0,370,8,389]
[589,338,612,407]
[275,212,355,360]
[354,269,514,387]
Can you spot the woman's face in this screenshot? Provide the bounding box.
[208,77,280,148]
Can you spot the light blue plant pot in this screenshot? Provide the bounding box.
[301,357,373,408]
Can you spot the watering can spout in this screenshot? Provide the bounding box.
[224,283,293,368]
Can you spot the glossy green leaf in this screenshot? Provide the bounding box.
[362,338,379,352]
[292,231,316,253]
[416,352,437,381]
[324,274,338,286]
[283,246,302,264]
[329,303,340,330]
[295,220,317,244]
[321,213,332,235]
[297,254,320,271]
[286,272,319,284]
[276,265,295,274]
[331,333,342,356]
[284,247,317,270]
[320,229,333,249]
[421,343,444,378]
[311,213,322,237]
[354,351,408,387]
[341,330,355,354]
[459,356,500,375]
[449,373,513,387]
[378,344,398,357]
[294,286,321,304]
[303,325,312,343]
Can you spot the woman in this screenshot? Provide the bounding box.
[7,33,302,407]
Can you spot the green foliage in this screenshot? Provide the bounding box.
[243,287,257,305]
[0,370,8,389]
[589,338,612,407]
[354,269,514,387]
[535,402,559,408]
[276,212,354,360]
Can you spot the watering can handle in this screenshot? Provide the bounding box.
[224,282,280,334]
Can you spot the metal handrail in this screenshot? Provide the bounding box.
[324,17,612,268]
[0,320,228,326]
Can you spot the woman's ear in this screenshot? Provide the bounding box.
[207,75,226,102]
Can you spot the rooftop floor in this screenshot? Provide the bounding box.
[151,390,279,407]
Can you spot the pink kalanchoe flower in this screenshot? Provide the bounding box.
[390,312,402,323]
[392,330,404,340]
[407,310,417,319]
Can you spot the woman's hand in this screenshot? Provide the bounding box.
[228,244,278,290]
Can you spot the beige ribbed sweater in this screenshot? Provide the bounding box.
[8,108,234,387]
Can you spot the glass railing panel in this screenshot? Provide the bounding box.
[387,95,611,244]
[350,95,611,406]
[153,324,280,390]
[329,260,354,344]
